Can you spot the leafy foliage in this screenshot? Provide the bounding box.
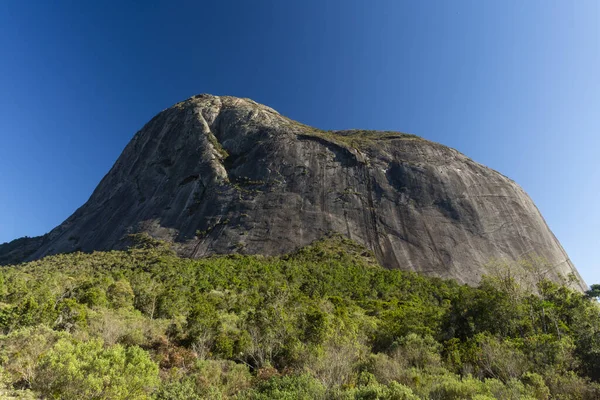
[33,338,158,399]
[0,235,599,398]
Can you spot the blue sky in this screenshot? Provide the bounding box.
[0,1,598,283]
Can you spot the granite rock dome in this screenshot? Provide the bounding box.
[0,95,586,290]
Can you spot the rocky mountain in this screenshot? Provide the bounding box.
[0,94,586,290]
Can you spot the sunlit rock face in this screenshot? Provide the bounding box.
[0,94,586,290]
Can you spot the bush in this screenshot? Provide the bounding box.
[0,325,66,387]
[107,280,135,309]
[391,333,442,370]
[239,373,326,399]
[193,359,252,397]
[0,366,37,399]
[33,338,159,400]
[154,378,202,400]
[348,380,419,400]
[474,335,529,381]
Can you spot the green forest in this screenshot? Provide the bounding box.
[1,234,599,399]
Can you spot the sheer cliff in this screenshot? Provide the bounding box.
[0,94,586,290]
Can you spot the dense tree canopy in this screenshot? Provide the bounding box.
[0,234,599,399]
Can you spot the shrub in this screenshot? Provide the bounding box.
[392,333,442,370]
[154,378,202,400]
[0,326,66,388]
[238,373,326,399]
[32,338,159,400]
[107,280,135,309]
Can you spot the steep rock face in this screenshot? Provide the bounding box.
[0,95,586,289]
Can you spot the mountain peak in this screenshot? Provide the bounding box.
[0,95,586,291]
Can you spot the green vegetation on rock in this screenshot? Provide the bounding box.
[298,127,421,153]
[308,129,421,150]
[0,235,599,399]
[280,111,421,152]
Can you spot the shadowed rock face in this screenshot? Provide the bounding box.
[0,95,586,290]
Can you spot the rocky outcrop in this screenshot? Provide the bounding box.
[0,95,586,290]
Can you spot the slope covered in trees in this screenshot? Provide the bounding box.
[0,234,599,399]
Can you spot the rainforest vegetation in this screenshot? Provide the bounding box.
[1,234,599,399]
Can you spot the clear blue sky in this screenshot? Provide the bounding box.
[0,1,598,283]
